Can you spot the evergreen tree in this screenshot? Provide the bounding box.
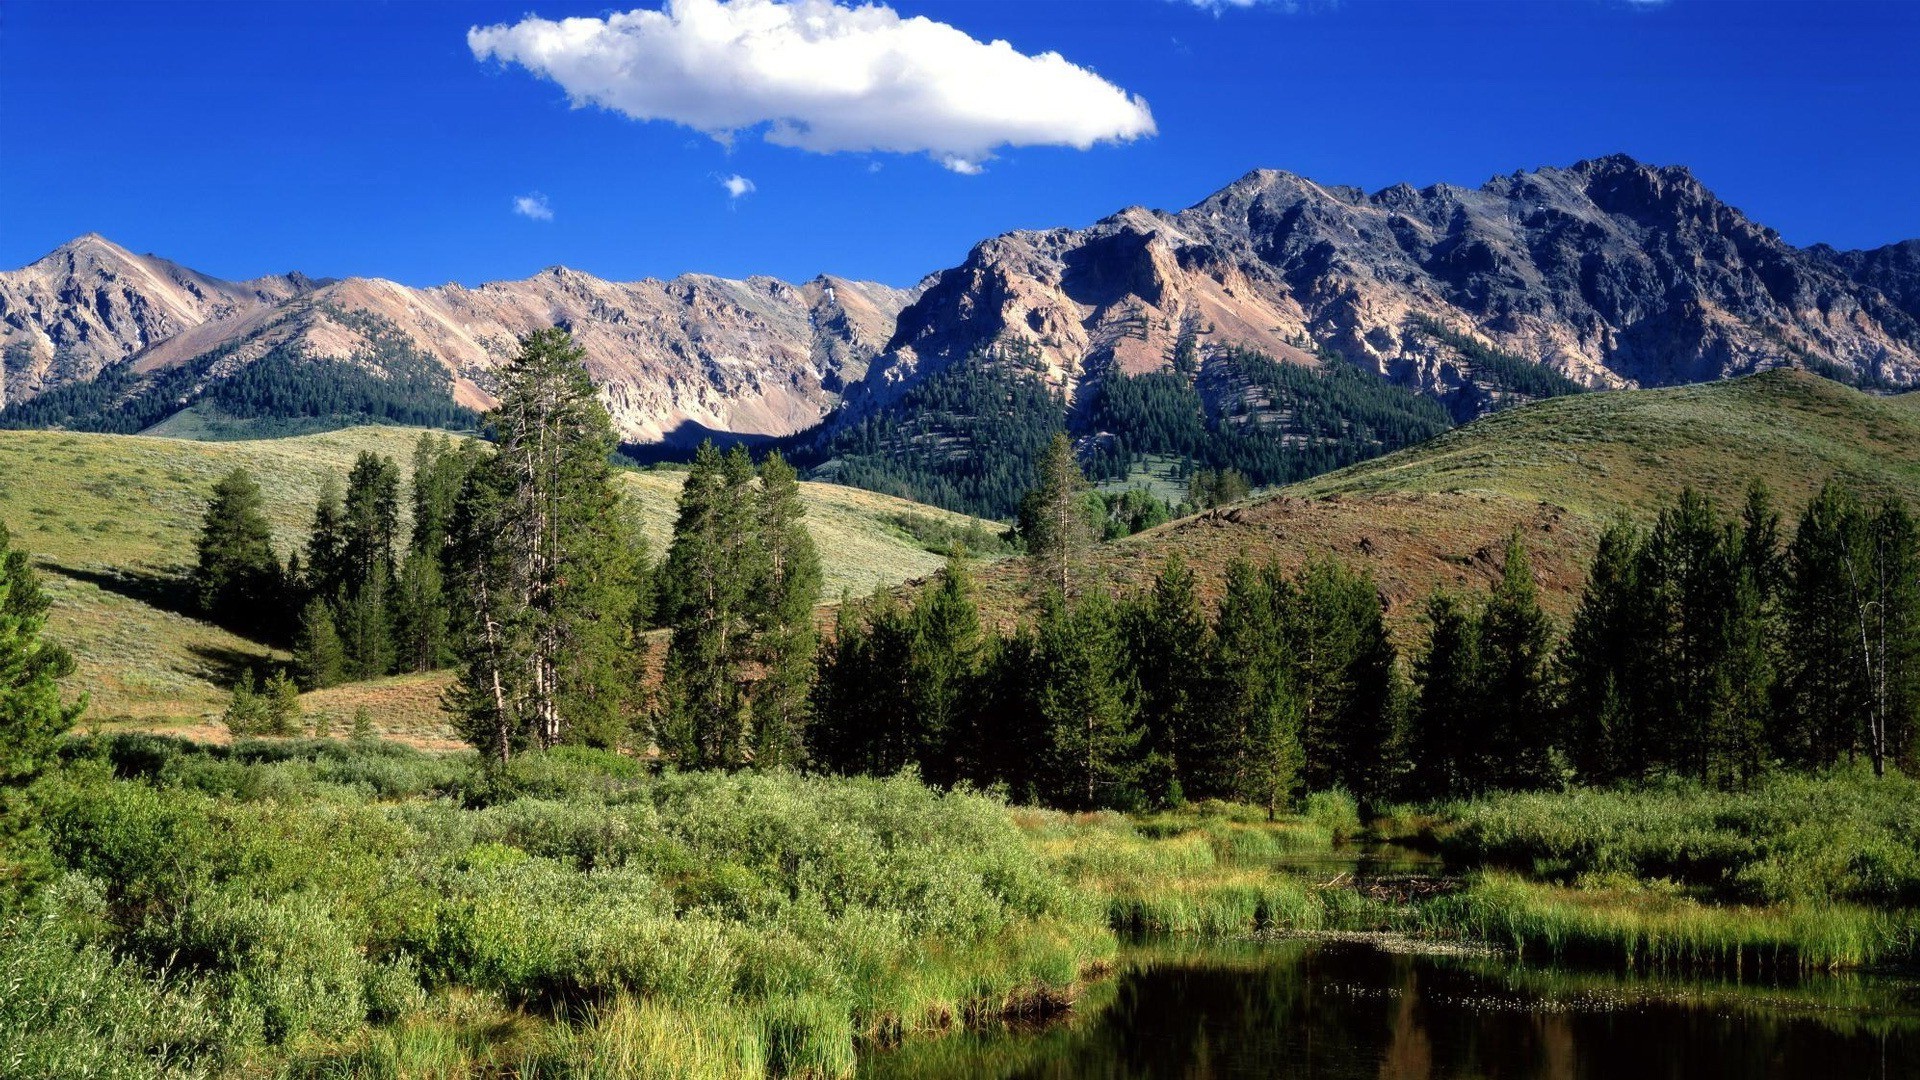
[810,588,916,776]
[1639,489,1740,781]
[222,671,268,736]
[749,452,822,768]
[303,477,349,605]
[907,550,984,785]
[409,432,475,559]
[1020,434,1096,600]
[445,328,644,760]
[1282,559,1400,801]
[658,442,763,768]
[1196,559,1298,814]
[1122,555,1212,804]
[0,525,84,900]
[1408,591,1482,798]
[1478,532,1557,789]
[1033,592,1141,809]
[342,451,401,596]
[193,468,283,639]
[1782,483,1870,769]
[393,549,452,673]
[338,568,396,681]
[263,670,302,737]
[1860,498,1920,775]
[1557,523,1646,782]
[292,598,346,690]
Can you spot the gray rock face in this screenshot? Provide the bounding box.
[851,155,1920,419]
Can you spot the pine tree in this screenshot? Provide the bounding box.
[292,598,346,690]
[1034,592,1142,809]
[1198,559,1298,814]
[908,550,984,785]
[342,451,402,597]
[1782,483,1870,769]
[1020,434,1096,600]
[1478,532,1557,789]
[659,443,763,768]
[193,468,283,639]
[749,453,822,769]
[223,671,268,736]
[409,432,474,559]
[445,328,644,760]
[1408,591,1482,798]
[1859,498,1920,775]
[393,549,452,673]
[263,670,302,737]
[338,568,395,681]
[0,525,85,900]
[1122,555,1212,805]
[1557,523,1646,782]
[810,588,915,776]
[303,477,349,605]
[1282,559,1400,801]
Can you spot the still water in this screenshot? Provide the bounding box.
[861,937,1920,1079]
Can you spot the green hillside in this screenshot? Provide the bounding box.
[971,370,1920,629]
[0,426,1001,729]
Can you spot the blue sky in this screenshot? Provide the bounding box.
[4,1,1917,288]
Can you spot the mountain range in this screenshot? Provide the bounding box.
[5,155,1917,512]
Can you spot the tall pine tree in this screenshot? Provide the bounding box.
[446,328,644,760]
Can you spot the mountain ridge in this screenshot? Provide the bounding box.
[4,155,1916,457]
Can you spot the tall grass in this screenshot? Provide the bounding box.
[1422,872,1920,972]
[1427,770,1920,906]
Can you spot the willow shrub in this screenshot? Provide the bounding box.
[15,737,1109,1077]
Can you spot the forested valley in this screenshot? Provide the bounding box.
[4,330,1920,1078]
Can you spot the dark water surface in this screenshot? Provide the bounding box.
[861,938,1920,1079]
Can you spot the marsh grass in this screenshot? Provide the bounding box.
[1423,873,1920,972]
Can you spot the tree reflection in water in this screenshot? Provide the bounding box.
[862,938,1920,1079]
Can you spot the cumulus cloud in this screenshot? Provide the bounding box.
[513,193,554,220]
[468,0,1156,173]
[719,173,756,199]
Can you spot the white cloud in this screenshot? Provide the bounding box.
[469,0,1156,173]
[719,173,756,199]
[513,193,554,220]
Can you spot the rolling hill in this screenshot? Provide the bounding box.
[0,425,1001,735]
[965,370,1920,632]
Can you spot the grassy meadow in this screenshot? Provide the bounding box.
[0,426,1003,730]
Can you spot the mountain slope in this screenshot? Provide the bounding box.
[0,425,1001,726]
[855,155,1920,416]
[963,370,1920,631]
[0,234,317,408]
[1,235,915,443]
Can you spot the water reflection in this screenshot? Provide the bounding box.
[862,939,1920,1079]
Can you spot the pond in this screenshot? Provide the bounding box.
[860,936,1920,1079]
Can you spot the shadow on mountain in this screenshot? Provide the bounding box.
[619,419,806,466]
[49,563,200,620]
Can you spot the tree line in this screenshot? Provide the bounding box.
[189,330,1920,809]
